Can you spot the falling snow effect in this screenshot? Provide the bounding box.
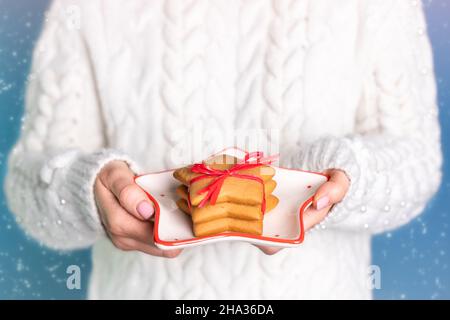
[0,79,13,94]
[0,0,449,299]
[0,0,89,299]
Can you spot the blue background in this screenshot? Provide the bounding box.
[0,0,449,299]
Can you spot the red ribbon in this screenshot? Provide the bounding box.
[187,151,278,213]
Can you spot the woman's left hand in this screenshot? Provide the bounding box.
[256,169,350,255]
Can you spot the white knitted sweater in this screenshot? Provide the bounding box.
[5,0,442,299]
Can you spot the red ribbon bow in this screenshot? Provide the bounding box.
[188,151,278,213]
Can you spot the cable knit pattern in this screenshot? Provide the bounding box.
[262,0,286,137]
[4,1,141,250]
[291,0,442,234]
[278,0,308,158]
[263,0,309,156]
[181,0,209,161]
[235,0,268,131]
[4,0,442,299]
[162,0,185,166]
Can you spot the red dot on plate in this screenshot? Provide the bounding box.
[275,234,280,237]
[160,194,165,197]
[307,185,312,189]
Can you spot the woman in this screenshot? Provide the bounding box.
[5,0,442,299]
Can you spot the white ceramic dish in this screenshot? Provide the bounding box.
[135,148,328,250]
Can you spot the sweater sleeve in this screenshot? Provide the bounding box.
[4,1,140,250]
[291,1,442,234]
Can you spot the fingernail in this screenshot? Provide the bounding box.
[316,195,330,210]
[137,201,154,219]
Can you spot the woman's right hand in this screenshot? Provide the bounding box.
[94,161,182,258]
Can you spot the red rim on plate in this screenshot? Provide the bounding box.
[134,147,329,248]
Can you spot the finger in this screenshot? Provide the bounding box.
[136,222,183,258]
[96,181,182,258]
[303,204,333,232]
[100,162,154,220]
[124,220,182,257]
[254,245,283,255]
[111,236,182,258]
[96,180,153,241]
[95,179,114,227]
[313,169,349,210]
[133,238,183,258]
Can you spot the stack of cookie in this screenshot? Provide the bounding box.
[173,154,279,237]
